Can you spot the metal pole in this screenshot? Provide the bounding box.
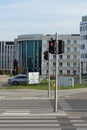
[79,61,82,84]
[48,53,50,97]
[79,49,82,84]
[54,33,58,112]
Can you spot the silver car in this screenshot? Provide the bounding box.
[8,74,28,85]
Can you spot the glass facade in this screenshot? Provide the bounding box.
[18,40,42,74]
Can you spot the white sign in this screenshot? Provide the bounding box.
[28,72,40,84]
[58,76,74,87]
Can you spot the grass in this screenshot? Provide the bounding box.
[60,83,87,90]
[2,79,87,90]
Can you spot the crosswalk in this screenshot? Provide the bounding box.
[0,116,59,130]
[0,115,86,130]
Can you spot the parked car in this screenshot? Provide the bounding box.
[8,74,28,85]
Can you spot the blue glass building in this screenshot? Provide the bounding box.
[15,34,42,74]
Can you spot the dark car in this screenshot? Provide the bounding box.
[8,74,28,85]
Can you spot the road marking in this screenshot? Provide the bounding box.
[24,111,67,116]
[0,96,5,99]
[69,116,81,119]
[1,110,30,116]
[1,112,30,116]
[22,97,39,99]
[74,123,87,127]
[0,110,67,117]
[70,119,84,122]
[21,97,51,100]
[0,120,58,123]
[0,123,60,127]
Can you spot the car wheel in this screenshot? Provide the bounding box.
[12,81,19,85]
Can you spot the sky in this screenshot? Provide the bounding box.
[0,0,87,40]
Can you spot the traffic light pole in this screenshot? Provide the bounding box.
[54,33,58,112]
[48,53,50,97]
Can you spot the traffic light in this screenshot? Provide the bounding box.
[49,40,55,54]
[44,51,49,60]
[58,40,64,54]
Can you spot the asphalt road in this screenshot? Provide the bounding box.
[0,88,87,129]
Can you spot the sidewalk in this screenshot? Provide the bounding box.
[0,75,9,86]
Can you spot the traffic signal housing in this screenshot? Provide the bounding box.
[49,40,55,54]
[44,51,49,60]
[58,40,64,54]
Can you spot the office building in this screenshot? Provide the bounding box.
[15,34,80,77]
[14,34,42,74]
[80,15,87,74]
[0,41,14,74]
[42,34,80,77]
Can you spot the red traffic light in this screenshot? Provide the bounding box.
[49,40,55,54]
[49,41,54,47]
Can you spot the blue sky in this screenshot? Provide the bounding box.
[0,0,87,40]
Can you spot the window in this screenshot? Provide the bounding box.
[73,70,77,75]
[85,53,87,58]
[73,47,77,52]
[47,62,49,67]
[73,62,77,67]
[81,54,84,58]
[53,62,55,67]
[73,55,77,59]
[67,40,71,44]
[81,44,85,49]
[83,35,87,40]
[59,70,62,75]
[67,70,70,75]
[83,26,85,31]
[15,76,27,79]
[59,55,63,60]
[67,62,70,67]
[73,40,77,44]
[80,27,82,31]
[53,55,56,60]
[59,62,63,67]
[67,47,70,53]
[67,55,70,59]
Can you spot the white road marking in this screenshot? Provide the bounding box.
[0,96,5,99]
[70,119,84,122]
[1,112,30,116]
[74,123,87,127]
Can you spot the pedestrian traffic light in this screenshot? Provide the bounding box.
[58,40,64,54]
[49,40,55,54]
[44,51,49,60]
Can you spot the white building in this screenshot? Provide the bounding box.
[42,34,80,77]
[80,15,87,74]
[0,41,14,74]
